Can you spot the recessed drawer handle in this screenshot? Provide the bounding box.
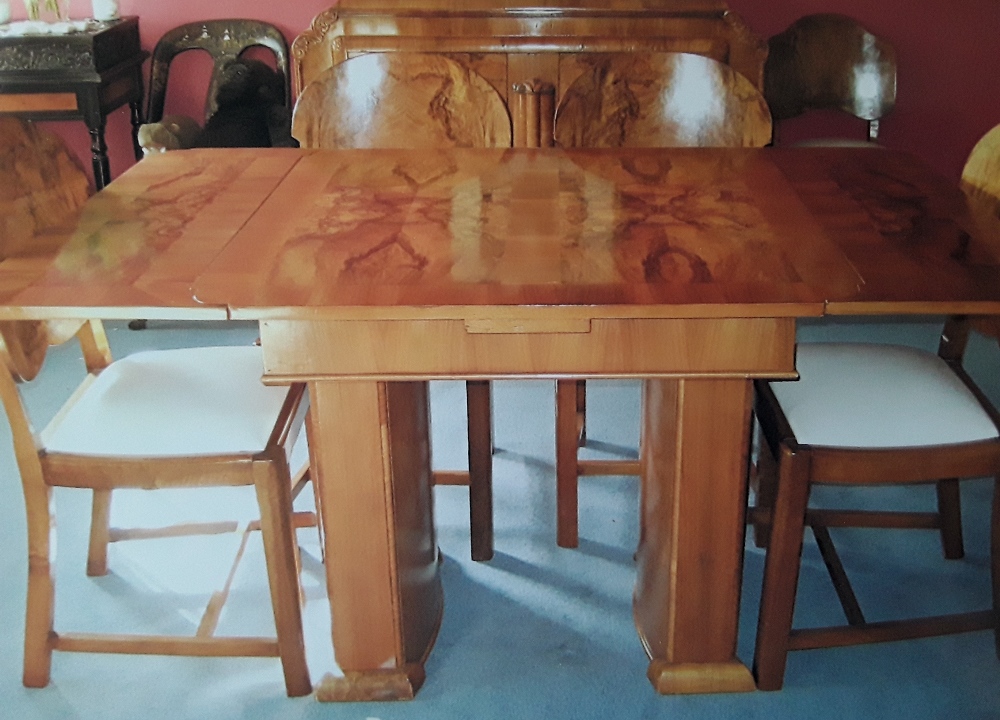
[464,318,592,334]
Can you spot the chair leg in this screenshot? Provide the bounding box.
[575,379,587,446]
[253,460,312,698]
[86,489,112,576]
[936,479,965,560]
[22,484,55,688]
[466,380,494,561]
[752,435,779,549]
[753,443,811,691]
[555,380,580,548]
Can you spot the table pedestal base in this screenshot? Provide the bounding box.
[315,664,427,701]
[647,660,756,694]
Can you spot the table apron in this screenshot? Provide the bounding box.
[258,316,797,380]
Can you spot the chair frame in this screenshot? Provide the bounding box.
[146,19,291,126]
[749,315,1000,690]
[0,318,313,697]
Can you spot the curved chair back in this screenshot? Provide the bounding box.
[292,53,512,149]
[764,13,896,142]
[0,117,91,293]
[554,52,772,149]
[146,19,291,124]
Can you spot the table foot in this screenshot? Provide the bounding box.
[647,660,756,694]
[315,664,426,702]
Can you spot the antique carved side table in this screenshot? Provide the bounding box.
[0,16,147,188]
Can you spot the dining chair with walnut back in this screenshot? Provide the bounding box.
[292,52,513,562]
[764,13,896,145]
[0,118,313,697]
[550,51,772,548]
[748,124,1000,690]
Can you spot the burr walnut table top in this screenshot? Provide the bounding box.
[2,146,999,322]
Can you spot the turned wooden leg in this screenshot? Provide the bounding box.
[556,379,580,548]
[86,488,112,576]
[310,380,441,702]
[752,442,811,692]
[466,380,494,561]
[253,457,312,697]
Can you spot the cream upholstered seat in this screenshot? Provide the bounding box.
[772,343,999,449]
[45,346,292,456]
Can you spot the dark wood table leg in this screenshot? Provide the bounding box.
[87,120,111,190]
[634,377,757,694]
[310,379,443,702]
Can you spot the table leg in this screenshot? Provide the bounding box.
[129,99,144,161]
[634,377,757,694]
[87,121,111,190]
[309,379,443,702]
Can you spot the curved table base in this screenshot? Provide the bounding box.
[647,660,756,694]
[316,664,427,702]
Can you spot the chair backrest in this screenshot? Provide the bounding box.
[960,123,1000,344]
[291,53,513,149]
[146,19,291,125]
[0,117,91,300]
[553,52,772,149]
[764,13,896,142]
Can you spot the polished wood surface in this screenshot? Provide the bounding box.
[181,147,1000,318]
[293,53,512,150]
[290,0,767,123]
[1,117,91,305]
[4,144,1000,699]
[2,147,303,319]
[764,13,896,142]
[554,52,771,149]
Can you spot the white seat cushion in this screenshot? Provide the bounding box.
[43,346,291,457]
[770,343,999,449]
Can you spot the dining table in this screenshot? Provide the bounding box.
[2,144,1000,700]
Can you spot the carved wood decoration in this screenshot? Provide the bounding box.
[292,53,512,150]
[290,0,768,106]
[554,52,772,148]
[764,13,897,141]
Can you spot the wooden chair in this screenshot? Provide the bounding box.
[764,13,896,144]
[550,51,772,547]
[292,52,513,562]
[146,19,291,128]
[0,118,313,697]
[749,125,1000,690]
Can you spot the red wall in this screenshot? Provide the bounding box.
[15,0,1000,185]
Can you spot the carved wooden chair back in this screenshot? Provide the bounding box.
[146,19,291,125]
[291,51,511,562]
[748,126,1000,689]
[0,120,312,697]
[548,51,771,548]
[554,52,772,149]
[292,52,512,150]
[764,13,897,143]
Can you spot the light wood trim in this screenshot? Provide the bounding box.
[53,633,280,657]
[0,94,78,112]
